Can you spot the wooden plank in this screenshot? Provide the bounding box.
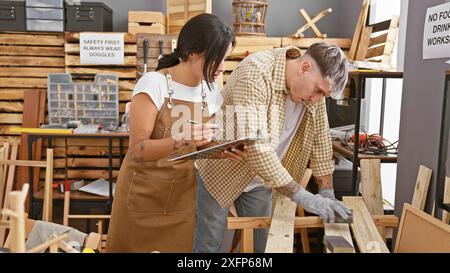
[0,33,64,46]
[227,215,398,230]
[0,142,18,245]
[240,228,253,253]
[324,223,355,253]
[366,44,386,59]
[360,159,384,215]
[0,45,65,56]
[235,37,282,47]
[411,165,432,211]
[394,203,450,253]
[0,89,27,100]
[42,149,53,222]
[0,160,46,167]
[65,55,136,67]
[0,114,23,124]
[355,26,373,61]
[224,61,240,71]
[0,67,64,78]
[265,197,297,253]
[343,196,389,253]
[119,91,133,101]
[443,177,450,224]
[0,124,22,136]
[0,56,65,67]
[64,32,136,44]
[369,33,388,47]
[0,78,47,89]
[348,0,370,60]
[44,146,127,157]
[65,67,136,78]
[65,43,137,54]
[0,102,23,113]
[128,24,166,35]
[128,11,166,25]
[281,38,352,49]
[54,157,121,168]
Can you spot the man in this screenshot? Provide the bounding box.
[194,43,351,253]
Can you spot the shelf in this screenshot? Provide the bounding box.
[33,188,110,201]
[332,140,397,162]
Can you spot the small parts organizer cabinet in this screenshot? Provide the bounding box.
[26,0,65,32]
[47,74,119,126]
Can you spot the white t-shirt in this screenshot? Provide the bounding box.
[132,71,223,115]
[243,96,306,192]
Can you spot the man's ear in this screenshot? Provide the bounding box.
[299,60,312,75]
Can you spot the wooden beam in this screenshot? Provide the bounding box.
[355,26,373,61]
[411,165,432,211]
[264,197,297,253]
[343,197,389,253]
[227,215,398,230]
[360,159,385,239]
[324,223,355,253]
[42,149,53,222]
[348,0,370,60]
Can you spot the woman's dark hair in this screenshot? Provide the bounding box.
[156,13,236,89]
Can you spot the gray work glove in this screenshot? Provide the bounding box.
[292,187,352,223]
[319,188,337,200]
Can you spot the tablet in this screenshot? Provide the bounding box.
[168,137,257,161]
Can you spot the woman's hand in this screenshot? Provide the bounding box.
[174,123,218,148]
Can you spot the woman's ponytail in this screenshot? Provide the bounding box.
[156,48,181,71]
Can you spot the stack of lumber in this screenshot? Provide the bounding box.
[128,11,166,35]
[0,32,65,144]
[223,37,282,85]
[222,37,351,86]
[167,0,212,35]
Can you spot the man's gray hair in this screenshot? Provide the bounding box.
[305,42,349,99]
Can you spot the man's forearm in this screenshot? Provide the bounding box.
[315,175,333,190]
[275,181,302,199]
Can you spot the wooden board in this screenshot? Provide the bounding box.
[324,223,355,253]
[167,0,212,35]
[128,11,166,25]
[360,159,384,215]
[411,165,432,211]
[265,197,297,253]
[281,38,351,49]
[348,0,370,60]
[342,196,389,253]
[394,203,450,253]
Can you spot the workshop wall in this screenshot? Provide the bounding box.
[80,0,360,38]
[396,0,449,218]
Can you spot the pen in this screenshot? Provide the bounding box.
[185,120,223,131]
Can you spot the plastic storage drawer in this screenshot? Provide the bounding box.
[26,7,64,20]
[27,19,64,32]
[25,0,63,8]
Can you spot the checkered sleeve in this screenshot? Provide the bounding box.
[309,98,335,177]
[226,66,293,188]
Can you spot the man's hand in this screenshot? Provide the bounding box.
[275,181,351,223]
[319,188,337,200]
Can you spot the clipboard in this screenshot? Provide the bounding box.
[168,137,257,161]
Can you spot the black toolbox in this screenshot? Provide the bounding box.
[65,2,113,32]
[0,1,26,32]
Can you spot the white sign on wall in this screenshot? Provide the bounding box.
[423,2,450,60]
[80,33,124,65]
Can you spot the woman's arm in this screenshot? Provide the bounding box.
[129,93,215,162]
[128,93,176,162]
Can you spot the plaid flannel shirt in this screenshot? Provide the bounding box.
[196,47,334,208]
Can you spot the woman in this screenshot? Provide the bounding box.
[106,14,242,253]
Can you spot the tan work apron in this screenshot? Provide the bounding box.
[106,81,211,253]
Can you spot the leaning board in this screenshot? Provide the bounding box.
[394,203,450,253]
